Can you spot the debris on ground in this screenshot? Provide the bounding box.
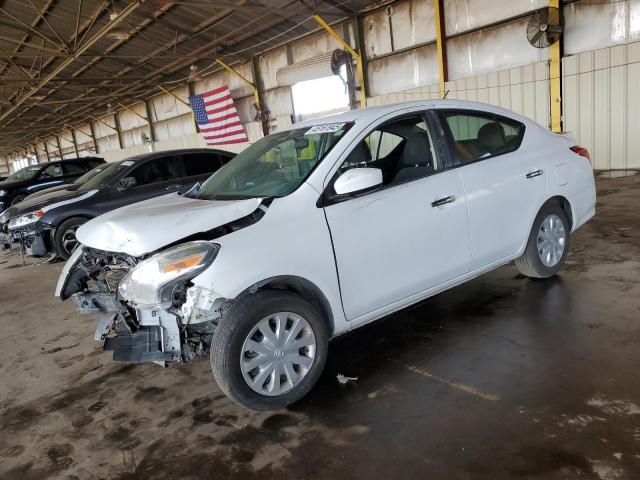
[337,373,358,384]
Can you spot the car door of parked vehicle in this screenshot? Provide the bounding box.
[437,109,547,269]
[31,162,66,193]
[174,151,229,188]
[107,155,182,209]
[323,113,472,321]
[61,160,91,183]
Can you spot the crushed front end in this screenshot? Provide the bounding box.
[4,212,51,256]
[56,242,225,365]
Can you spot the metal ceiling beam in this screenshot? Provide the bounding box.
[4,0,174,126]
[0,1,143,123]
[0,6,67,51]
[173,1,353,16]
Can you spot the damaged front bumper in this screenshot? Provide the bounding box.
[59,247,224,365]
[3,224,51,256]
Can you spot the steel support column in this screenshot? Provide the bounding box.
[144,100,157,142]
[434,0,448,98]
[251,56,269,136]
[549,0,562,132]
[71,129,80,157]
[113,112,125,150]
[88,121,99,154]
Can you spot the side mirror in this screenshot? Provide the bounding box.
[118,176,137,190]
[334,167,383,195]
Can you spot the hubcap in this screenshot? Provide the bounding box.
[240,312,316,396]
[61,227,79,256]
[537,214,566,267]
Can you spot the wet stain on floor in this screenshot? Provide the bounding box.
[2,175,640,479]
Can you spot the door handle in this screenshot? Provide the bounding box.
[164,184,181,190]
[526,169,543,179]
[431,195,456,207]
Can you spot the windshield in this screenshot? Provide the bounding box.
[190,122,351,200]
[72,164,107,185]
[77,160,132,192]
[6,165,42,181]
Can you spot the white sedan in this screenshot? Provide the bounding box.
[56,100,596,410]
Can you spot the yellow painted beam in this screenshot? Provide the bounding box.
[117,102,148,122]
[549,0,562,132]
[434,0,448,98]
[215,59,260,105]
[313,15,366,108]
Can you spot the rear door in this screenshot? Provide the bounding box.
[437,109,546,269]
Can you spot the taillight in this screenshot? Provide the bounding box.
[570,145,591,164]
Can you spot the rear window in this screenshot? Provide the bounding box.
[441,110,525,164]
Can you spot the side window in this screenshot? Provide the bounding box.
[181,153,221,177]
[442,110,525,164]
[129,156,176,186]
[40,163,64,178]
[337,115,441,187]
[62,162,88,175]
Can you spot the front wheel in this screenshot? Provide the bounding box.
[210,290,329,410]
[53,217,88,260]
[516,202,570,278]
[10,195,26,206]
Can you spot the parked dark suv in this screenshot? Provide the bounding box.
[0,157,105,212]
[4,148,233,259]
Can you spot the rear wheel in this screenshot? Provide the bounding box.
[53,217,88,260]
[516,202,570,278]
[210,290,329,410]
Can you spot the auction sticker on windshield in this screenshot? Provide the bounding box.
[305,123,345,135]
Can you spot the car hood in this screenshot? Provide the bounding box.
[0,188,97,224]
[76,193,263,256]
[0,178,31,190]
[24,184,74,201]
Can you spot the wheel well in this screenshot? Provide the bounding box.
[241,276,335,335]
[546,196,573,230]
[53,214,93,230]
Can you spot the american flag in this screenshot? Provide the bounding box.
[188,85,248,145]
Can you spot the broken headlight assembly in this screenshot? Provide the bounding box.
[8,210,44,230]
[118,241,219,309]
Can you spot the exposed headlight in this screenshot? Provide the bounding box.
[8,210,44,230]
[118,241,219,309]
[0,190,7,197]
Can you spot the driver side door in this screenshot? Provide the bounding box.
[323,112,471,321]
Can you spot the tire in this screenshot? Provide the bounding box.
[210,290,329,411]
[516,202,570,278]
[53,217,88,260]
[10,195,26,206]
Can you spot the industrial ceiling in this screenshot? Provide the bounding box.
[0,0,372,156]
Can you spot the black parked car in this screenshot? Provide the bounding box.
[0,164,113,251]
[0,157,105,212]
[4,148,234,259]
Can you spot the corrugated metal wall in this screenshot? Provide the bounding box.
[368,61,550,131]
[562,41,640,170]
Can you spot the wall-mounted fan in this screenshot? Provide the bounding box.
[527,7,564,48]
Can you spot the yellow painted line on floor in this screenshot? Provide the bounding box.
[403,364,500,402]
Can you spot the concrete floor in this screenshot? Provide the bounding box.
[1,173,639,480]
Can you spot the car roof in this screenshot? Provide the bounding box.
[288,99,534,130]
[123,148,234,163]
